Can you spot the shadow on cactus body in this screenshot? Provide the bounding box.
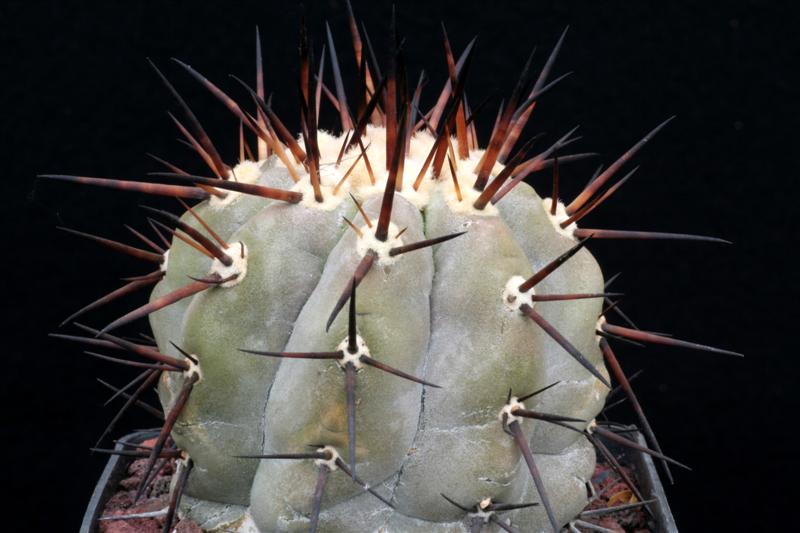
[43,3,741,532]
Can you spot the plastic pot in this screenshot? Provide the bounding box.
[81,426,678,532]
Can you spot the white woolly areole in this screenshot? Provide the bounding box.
[350,167,432,210]
[176,453,191,471]
[468,498,495,522]
[442,175,499,217]
[318,163,346,189]
[184,358,203,383]
[313,445,341,471]
[353,180,388,201]
[209,160,263,209]
[208,190,235,210]
[293,180,343,211]
[595,315,607,344]
[270,125,520,218]
[209,242,248,288]
[502,275,535,312]
[356,221,403,266]
[336,334,370,370]
[542,197,578,239]
[159,249,169,273]
[397,182,431,209]
[498,397,526,425]
[230,160,263,183]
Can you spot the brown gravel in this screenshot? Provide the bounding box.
[99,438,201,533]
[583,462,653,532]
[98,440,655,532]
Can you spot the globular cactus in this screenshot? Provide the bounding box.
[44,4,741,532]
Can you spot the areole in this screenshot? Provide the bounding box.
[44,1,740,531]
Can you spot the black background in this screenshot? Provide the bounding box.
[3,1,796,531]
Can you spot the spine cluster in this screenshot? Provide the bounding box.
[44,3,740,532]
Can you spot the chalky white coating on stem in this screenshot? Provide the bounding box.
[495,181,607,457]
[151,128,607,530]
[542,197,578,239]
[208,241,247,287]
[155,181,352,504]
[313,446,341,471]
[355,221,403,265]
[502,275,535,312]
[61,4,712,521]
[335,334,370,370]
[249,194,432,526]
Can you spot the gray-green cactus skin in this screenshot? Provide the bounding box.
[147,126,610,532]
[39,6,742,531]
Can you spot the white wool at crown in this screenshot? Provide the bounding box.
[42,4,740,529]
[290,125,508,215]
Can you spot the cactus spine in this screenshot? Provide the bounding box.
[44,4,740,532]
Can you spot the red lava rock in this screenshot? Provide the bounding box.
[596,516,627,532]
[98,442,656,531]
[99,456,201,533]
[581,460,653,532]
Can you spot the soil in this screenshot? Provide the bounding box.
[98,438,201,533]
[582,462,653,533]
[98,439,654,532]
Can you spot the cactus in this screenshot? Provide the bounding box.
[43,4,741,532]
